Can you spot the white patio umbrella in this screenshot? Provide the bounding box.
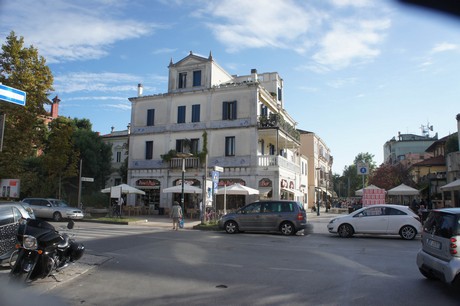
[388,184,419,196]
[100,183,145,195]
[355,184,383,196]
[216,183,259,214]
[162,184,202,194]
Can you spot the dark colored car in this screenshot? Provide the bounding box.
[417,208,460,287]
[218,200,307,236]
[0,201,35,265]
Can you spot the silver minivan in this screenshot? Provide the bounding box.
[417,208,460,287]
[218,200,307,236]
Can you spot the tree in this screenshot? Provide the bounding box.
[0,31,53,179]
[339,152,376,197]
[446,133,459,155]
[42,117,80,198]
[369,163,413,191]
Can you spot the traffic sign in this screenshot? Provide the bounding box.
[81,177,94,182]
[357,163,369,175]
[0,84,26,106]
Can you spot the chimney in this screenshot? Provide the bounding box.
[456,113,460,149]
[251,69,258,82]
[51,95,60,118]
[137,83,143,97]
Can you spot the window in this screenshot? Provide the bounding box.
[147,109,155,126]
[222,101,237,120]
[225,136,235,156]
[177,106,186,123]
[116,151,122,163]
[191,104,200,122]
[178,72,187,89]
[260,104,268,117]
[277,87,282,101]
[176,139,186,153]
[242,203,261,214]
[193,70,201,87]
[145,141,153,160]
[190,138,199,154]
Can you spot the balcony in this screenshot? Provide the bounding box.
[258,155,299,173]
[169,157,201,169]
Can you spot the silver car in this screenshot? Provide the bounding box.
[0,201,35,265]
[22,198,84,221]
[218,200,307,236]
[417,208,460,287]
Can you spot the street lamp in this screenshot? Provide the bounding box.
[315,167,321,216]
[176,152,193,213]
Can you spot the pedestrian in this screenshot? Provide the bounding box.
[170,201,183,231]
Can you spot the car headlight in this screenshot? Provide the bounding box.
[23,235,38,250]
[329,218,337,224]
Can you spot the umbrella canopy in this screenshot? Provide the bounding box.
[216,183,259,195]
[100,184,145,195]
[355,184,383,196]
[441,179,460,191]
[162,184,202,194]
[388,183,419,196]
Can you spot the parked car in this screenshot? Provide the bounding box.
[21,198,84,221]
[327,204,422,240]
[218,200,307,236]
[0,201,35,265]
[417,208,460,287]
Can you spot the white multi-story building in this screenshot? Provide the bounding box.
[101,126,129,187]
[127,52,307,212]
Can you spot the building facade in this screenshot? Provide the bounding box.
[127,52,307,212]
[101,127,129,188]
[298,130,333,209]
[383,131,437,165]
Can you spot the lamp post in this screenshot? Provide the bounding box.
[316,167,321,216]
[176,152,193,213]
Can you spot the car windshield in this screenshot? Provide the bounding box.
[52,200,69,208]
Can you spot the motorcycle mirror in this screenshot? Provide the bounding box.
[67,219,75,229]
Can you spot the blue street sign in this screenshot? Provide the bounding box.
[211,171,219,193]
[0,84,26,106]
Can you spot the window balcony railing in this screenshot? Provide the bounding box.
[258,155,299,173]
[257,114,300,141]
[169,157,201,169]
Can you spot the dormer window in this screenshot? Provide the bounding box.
[178,72,187,89]
[193,70,201,87]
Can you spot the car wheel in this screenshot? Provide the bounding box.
[280,222,295,236]
[419,268,436,280]
[53,212,63,222]
[338,224,353,238]
[399,225,416,240]
[224,221,238,234]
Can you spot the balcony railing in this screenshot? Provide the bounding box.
[169,157,201,169]
[258,155,299,173]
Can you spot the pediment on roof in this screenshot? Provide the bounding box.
[169,51,210,68]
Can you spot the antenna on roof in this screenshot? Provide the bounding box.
[420,121,433,137]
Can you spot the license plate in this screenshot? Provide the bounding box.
[427,238,441,249]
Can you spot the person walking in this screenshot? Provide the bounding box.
[170,201,183,231]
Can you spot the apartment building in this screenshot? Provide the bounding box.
[101,126,129,188]
[298,130,333,209]
[127,52,307,212]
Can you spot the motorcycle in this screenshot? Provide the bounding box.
[9,218,85,283]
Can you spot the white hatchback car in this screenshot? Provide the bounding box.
[327,204,422,240]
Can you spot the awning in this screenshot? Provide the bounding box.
[258,187,272,196]
[441,180,460,191]
[316,187,332,197]
[281,188,304,197]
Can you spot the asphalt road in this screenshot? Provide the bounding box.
[2,218,460,306]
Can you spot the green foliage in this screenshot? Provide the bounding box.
[0,31,53,179]
[337,152,377,197]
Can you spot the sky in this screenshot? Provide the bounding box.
[1,0,460,175]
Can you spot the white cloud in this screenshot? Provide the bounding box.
[330,0,373,8]
[431,42,458,54]
[1,0,156,63]
[54,72,140,93]
[313,18,390,69]
[199,0,319,53]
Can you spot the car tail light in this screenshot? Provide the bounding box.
[450,237,458,255]
[297,212,305,221]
